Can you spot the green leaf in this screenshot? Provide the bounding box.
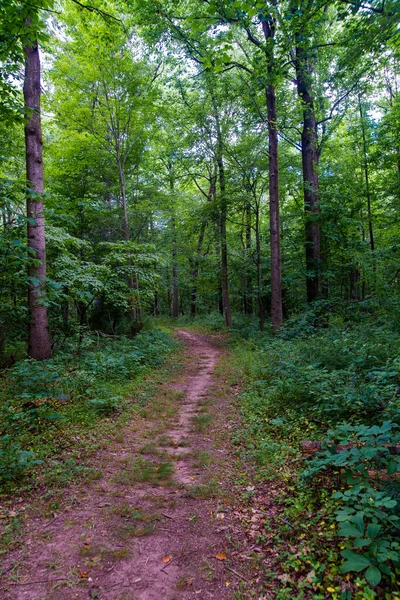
[338,524,363,538]
[387,460,399,475]
[340,550,371,573]
[349,512,365,533]
[366,523,381,539]
[364,565,381,587]
[353,538,371,547]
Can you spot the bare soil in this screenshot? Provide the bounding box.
[0,329,247,600]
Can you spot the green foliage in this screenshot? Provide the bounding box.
[231,314,400,594]
[0,435,41,484]
[88,397,121,416]
[0,328,177,490]
[305,421,400,587]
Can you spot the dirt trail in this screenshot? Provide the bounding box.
[1,330,238,600]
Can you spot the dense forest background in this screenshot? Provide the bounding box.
[1,0,399,354]
[1,0,400,597]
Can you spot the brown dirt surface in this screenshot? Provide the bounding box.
[0,329,253,600]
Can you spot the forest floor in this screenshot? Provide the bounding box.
[0,329,277,600]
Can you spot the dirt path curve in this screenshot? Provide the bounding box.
[1,330,237,600]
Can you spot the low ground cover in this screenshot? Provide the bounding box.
[229,306,400,599]
[0,328,178,493]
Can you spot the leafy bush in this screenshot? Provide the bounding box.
[231,316,400,594]
[0,435,41,484]
[305,421,400,587]
[88,396,121,416]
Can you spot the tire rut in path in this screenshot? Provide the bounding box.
[1,329,235,600]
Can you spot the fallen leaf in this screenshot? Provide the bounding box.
[216,552,227,561]
[162,555,172,564]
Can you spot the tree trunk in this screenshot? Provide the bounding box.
[24,30,52,360]
[190,218,208,318]
[169,166,179,319]
[211,93,232,327]
[117,152,140,330]
[172,214,179,319]
[262,11,283,331]
[358,93,375,252]
[294,45,321,303]
[255,202,264,332]
[243,200,253,315]
[350,267,361,301]
[191,174,215,317]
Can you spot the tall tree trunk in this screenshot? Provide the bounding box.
[24,31,52,360]
[118,154,129,243]
[211,93,232,327]
[190,217,208,319]
[255,202,264,332]
[294,44,321,303]
[169,165,179,319]
[172,214,179,319]
[243,200,253,315]
[262,8,283,331]
[118,153,140,331]
[358,93,375,252]
[215,234,224,315]
[191,174,216,317]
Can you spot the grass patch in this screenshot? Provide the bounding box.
[192,451,213,469]
[157,434,176,447]
[113,457,174,486]
[192,414,212,432]
[186,480,220,499]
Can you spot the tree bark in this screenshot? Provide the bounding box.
[358,93,375,252]
[190,188,213,318]
[117,151,140,331]
[172,214,179,319]
[211,93,232,327]
[262,10,283,331]
[243,200,253,315]
[294,44,321,303]
[24,30,52,360]
[255,202,264,331]
[169,165,179,319]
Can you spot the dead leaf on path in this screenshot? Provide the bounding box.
[216,552,227,560]
[162,555,173,564]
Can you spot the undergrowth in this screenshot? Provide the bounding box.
[230,308,400,599]
[0,328,178,492]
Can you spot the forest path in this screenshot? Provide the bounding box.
[1,329,242,600]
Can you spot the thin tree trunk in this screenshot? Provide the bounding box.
[294,44,321,303]
[262,9,283,331]
[211,93,232,327]
[358,93,375,252]
[169,165,179,319]
[172,213,179,318]
[255,202,264,332]
[190,219,207,318]
[243,200,253,315]
[118,154,129,243]
[191,175,215,317]
[24,29,52,360]
[117,152,140,330]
